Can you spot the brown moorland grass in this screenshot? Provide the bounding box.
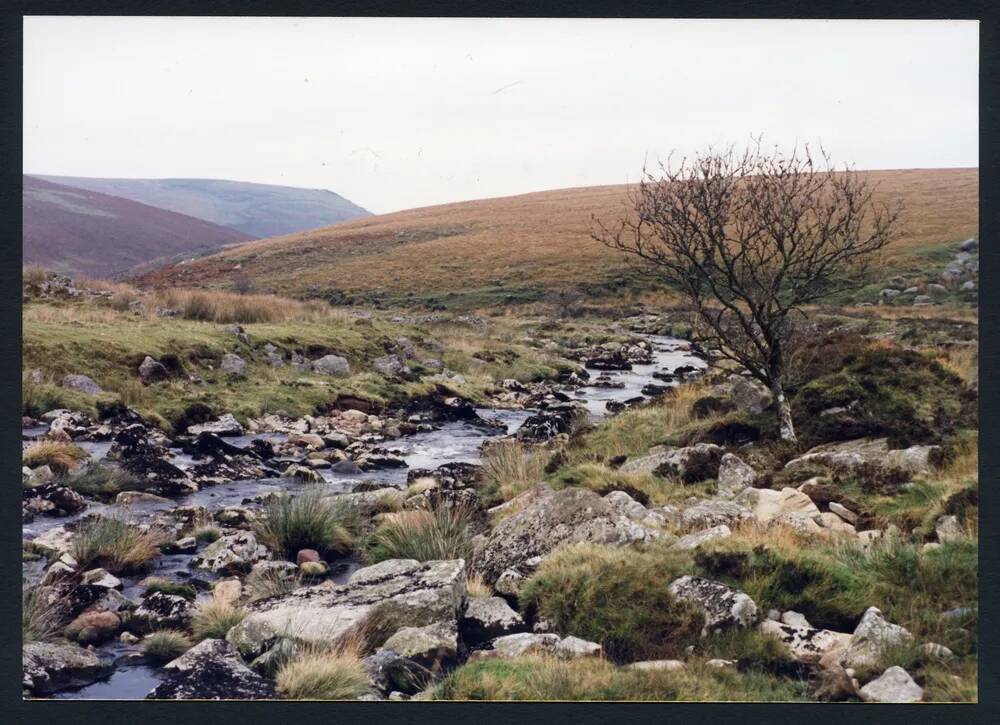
[137,169,978,300]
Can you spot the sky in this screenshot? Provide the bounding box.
[23,17,978,215]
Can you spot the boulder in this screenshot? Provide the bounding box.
[80,568,122,589]
[61,374,103,395]
[191,531,270,575]
[828,502,858,525]
[858,666,923,703]
[147,639,276,700]
[220,353,247,378]
[554,635,602,659]
[126,592,196,634]
[620,444,723,483]
[474,485,663,585]
[673,524,732,551]
[736,487,821,526]
[627,659,686,672]
[23,483,86,517]
[717,453,757,495]
[311,354,351,377]
[373,354,410,378]
[681,499,752,530]
[935,514,964,542]
[668,576,757,634]
[23,641,113,695]
[785,438,938,477]
[460,596,525,644]
[841,607,913,669]
[484,632,560,658]
[187,414,245,437]
[227,558,466,659]
[138,356,169,385]
[380,621,458,670]
[363,650,433,696]
[759,619,850,664]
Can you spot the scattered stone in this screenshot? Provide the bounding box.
[311,354,351,377]
[220,353,247,378]
[127,592,196,634]
[554,635,602,659]
[138,356,169,385]
[188,414,245,437]
[627,659,686,672]
[673,524,732,551]
[64,610,121,645]
[759,619,850,664]
[80,568,122,589]
[668,576,758,634]
[858,666,923,703]
[191,531,270,575]
[363,650,433,696]
[460,596,525,644]
[828,502,858,525]
[381,621,458,670]
[717,453,757,495]
[61,374,103,395]
[681,500,751,530]
[841,606,913,669]
[920,642,955,662]
[935,514,964,543]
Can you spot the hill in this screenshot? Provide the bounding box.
[136,168,979,307]
[34,175,371,239]
[22,176,254,279]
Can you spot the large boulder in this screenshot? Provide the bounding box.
[311,354,351,377]
[759,619,851,664]
[23,641,113,695]
[460,596,525,644]
[138,356,169,385]
[784,438,940,477]
[380,621,458,670]
[736,487,821,526]
[841,606,913,669]
[227,558,467,659]
[61,374,103,395]
[716,453,758,496]
[473,485,663,585]
[187,413,245,437]
[147,639,276,700]
[126,592,196,634]
[858,666,923,703]
[191,531,270,575]
[668,576,757,635]
[619,444,723,483]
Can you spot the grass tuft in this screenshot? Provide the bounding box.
[365,504,474,564]
[142,629,193,663]
[70,512,165,574]
[254,488,357,560]
[190,598,246,641]
[275,650,371,700]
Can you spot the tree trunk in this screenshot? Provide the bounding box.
[771,380,797,442]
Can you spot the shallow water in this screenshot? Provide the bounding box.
[27,333,702,699]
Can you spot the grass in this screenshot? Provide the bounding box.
[481,439,548,502]
[254,488,357,560]
[70,512,165,574]
[22,440,88,475]
[142,577,197,601]
[192,524,223,543]
[59,462,149,498]
[23,585,64,643]
[246,565,303,603]
[275,650,371,700]
[142,629,193,663]
[365,504,474,564]
[519,543,703,663]
[433,656,809,701]
[466,573,492,598]
[190,598,246,641]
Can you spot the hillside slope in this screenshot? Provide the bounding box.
[137,168,979,306]
[35,176,371,238]
[23,176,254,278]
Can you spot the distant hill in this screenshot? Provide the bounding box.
[137,168,979,308]
[35,176,371,238]
[23,176,254,278]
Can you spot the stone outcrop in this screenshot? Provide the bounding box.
[668,576,757,635]
[147,639,276,700]
[23,641,113,695]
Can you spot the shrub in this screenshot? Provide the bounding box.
[365,504,473,564]
[61,462,148,498]
[191,598,246,641]
[255,488,356,560]
[275,651,370,700]
[519,543,703,663]
[22,441,88,475]
[23,586,63,643]
[142,577,197,600]
[142,629,192,663]
[71,513,164,574]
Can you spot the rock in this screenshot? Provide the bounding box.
[373,354,410,378]
[138,356,169,384]
[299,561,328,578]
[296,549,321,565]
[828,502,858,525]
[127,592,196,634]
[460,597,525,644]
[935,514,964,542]
[380,621,458,670]
[220,353,247,378]
[736,487,821,525]
[23,483,86,516]
[80,568,122,589]
[61,374,103,395]
[213,579,243,606]
[227,558,466,659]
[115,491,171,506]
[759,619,850,664]
[673,524,732,551]
[780,611,812,628]
[363,650,433,695]
[554,635,602,659]
[681,500,752,530]
[26,465,55,487]
[23,641,113,695]
[668,576,757,634]
[927,283,948,295]
[191,531,270,575]
[148,639,276,700]
[812,663,858,701]
[484,633,561,659]
[717,453,757,495]
[282,463,325,482]
[626,659,686,672]
[64,610,121,645]
[879,288,901,301]
[474,485,663,585]
[961,280,976,291]
[959,237,978,252]
[187,414,245,437]
[858,666,923,703]
[311,354,351,377]
[620,443,723,483]
[841,607,913,669]
[602,490,650,522]
[785,438,939,477]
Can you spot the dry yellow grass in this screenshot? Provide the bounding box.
[138,169,978,300]
[22,440,88,474]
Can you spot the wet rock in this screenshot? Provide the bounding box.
[147,639,276,700]
[126,592,196,634]
[858,666,923,703]
[23,641,113,695]
[515,403,583,442]
[138,356,169,385]
[460,596,525,644]
[61,374,103,395]
[668,576,757,634]
[311,354,351,377]
[191,531,270,575]
[282,463,325,482]
[841,607,913,669]
[187,414,245,437]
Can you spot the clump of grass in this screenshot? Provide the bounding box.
[246,565,303,602]
[191,598,246,641]
[519,543,703,664]
[466,573,492,598]
[433,656,808,701]
[23,585,64,643]
[142,577,197,601]
[481,439,547,501]
[696,628,796,676]
[365,503,474,564]
[152,288,314,324]
[254,488,357,560]
[60,462,148,498]
[275,650,371,700]
[23,264,48,288]
[70,512,165,574]
[22,440,88,475]
[192,524,223,543]
[143,629,193,663]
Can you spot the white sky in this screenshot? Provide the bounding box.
[24,17,978,214]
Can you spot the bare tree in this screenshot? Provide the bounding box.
[593,141,900,442]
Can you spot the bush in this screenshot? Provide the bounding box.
[142,577,197,600]
[71,513,164,574]
[142,629,192,663]
[275,651,370,700]
[365,504,473,564]
[191,598,246,641]
[433,656,808,701]
[23,586,63,643]
[22,441,88,475]
[519,543,704,663]
[255,488,356,560]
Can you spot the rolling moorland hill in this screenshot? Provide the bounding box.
[35,175,372,239]
[136,168,978,307]
[22,175,254,279]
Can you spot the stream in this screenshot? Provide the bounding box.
[25,334,705,699]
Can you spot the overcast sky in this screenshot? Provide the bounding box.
[24,17,978,214]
